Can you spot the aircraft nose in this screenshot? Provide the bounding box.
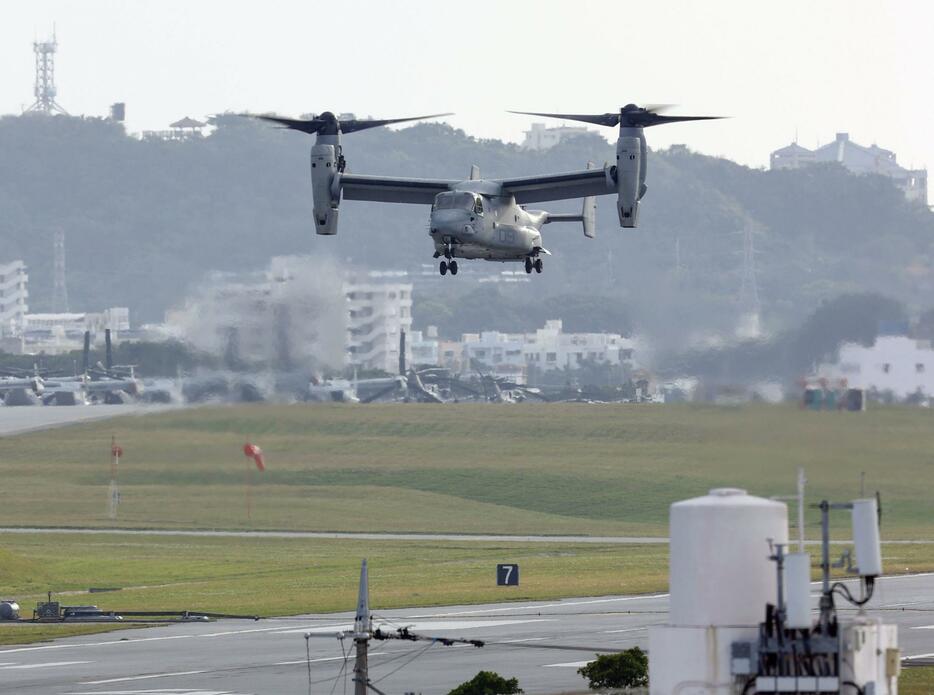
[430,210,475,236]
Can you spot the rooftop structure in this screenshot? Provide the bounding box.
[771,132,927,204]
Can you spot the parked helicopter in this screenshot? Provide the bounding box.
[246,105,720,275]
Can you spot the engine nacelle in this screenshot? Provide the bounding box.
[310,143,340,235]
[616,135,641,228]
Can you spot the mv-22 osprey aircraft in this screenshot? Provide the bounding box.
[250,105,720,276]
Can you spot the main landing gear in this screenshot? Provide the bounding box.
[525,257,543,274]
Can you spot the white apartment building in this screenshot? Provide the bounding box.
[817,335,934,399]
[770,132,927,204]
[0,260,28,337]
[453,320,634,383]
[21,308,131,354]
[524,319,633,369]
[346,279,413,374]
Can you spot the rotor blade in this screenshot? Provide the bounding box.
[646,114,725,126]
[359,381,403,404]
[244,114,325,134]
[340,113,453,134]
[508,110,620,127]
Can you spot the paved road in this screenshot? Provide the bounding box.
[2,573,933,695]
[5,528,934,547]
[0,404,184,436]
[0,527,667,545]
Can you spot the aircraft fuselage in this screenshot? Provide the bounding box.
[428,181,547,262]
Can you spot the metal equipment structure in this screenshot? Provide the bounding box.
[739,497,896,695]
[649,486,899,694]
[26,30,68,115]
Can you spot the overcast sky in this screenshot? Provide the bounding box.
[3,0,933,174]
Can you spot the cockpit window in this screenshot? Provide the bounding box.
[434,192,476,210]
[474,197,483,214]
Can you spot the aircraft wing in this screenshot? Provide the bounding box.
[498,166,615,204]
[339,174,457,205]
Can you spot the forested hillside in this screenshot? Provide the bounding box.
[1,114,932,349]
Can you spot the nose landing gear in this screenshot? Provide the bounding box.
[525,256,543,274]
[440,260,458,276]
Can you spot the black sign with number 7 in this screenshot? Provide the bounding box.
[496,564,519,586]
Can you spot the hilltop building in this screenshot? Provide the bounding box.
[0,260,29,339]
[770,132,927,204]
[521,122,592,150]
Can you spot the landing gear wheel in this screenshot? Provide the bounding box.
[534,258,543,273]
[440,260,448,276]
[449,260,458,275]
[525,257,533,274]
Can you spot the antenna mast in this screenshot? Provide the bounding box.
[26,29,69,115]
[52,229,69,312]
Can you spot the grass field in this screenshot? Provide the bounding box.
[2,530,933,647]
[1,403,933,537]
[901,665,934,695]
[2,402,934,651]
[0,532,670,645]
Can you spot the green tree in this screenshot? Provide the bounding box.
[447,670,523,695]
[577,648,648,690]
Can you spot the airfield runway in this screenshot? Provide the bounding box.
[2,573,934,695]
[0,404,185,436]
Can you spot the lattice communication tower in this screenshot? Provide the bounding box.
[26,31,68,115]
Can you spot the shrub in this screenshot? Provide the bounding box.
[447,670,523,695]
[577,648,648,689]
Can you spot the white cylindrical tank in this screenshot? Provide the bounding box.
[852,498,882,577]
[784,552,813,629]
[669,487,788,626]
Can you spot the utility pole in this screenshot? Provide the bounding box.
[796,466,806,553]
[353,559,372,695]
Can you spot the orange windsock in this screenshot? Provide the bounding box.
[243,443,265,471]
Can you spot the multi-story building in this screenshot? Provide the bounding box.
[346,278,413,374]
[461,330,527,380]
[0,260,28,338]
[770,133,927,204]
[523,319,633,371]
[21,307,131,354]
[165,256,347,369]
[817,334,934,400]
[435,319,635,384]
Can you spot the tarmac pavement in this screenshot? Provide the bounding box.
[2,573,933,694]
